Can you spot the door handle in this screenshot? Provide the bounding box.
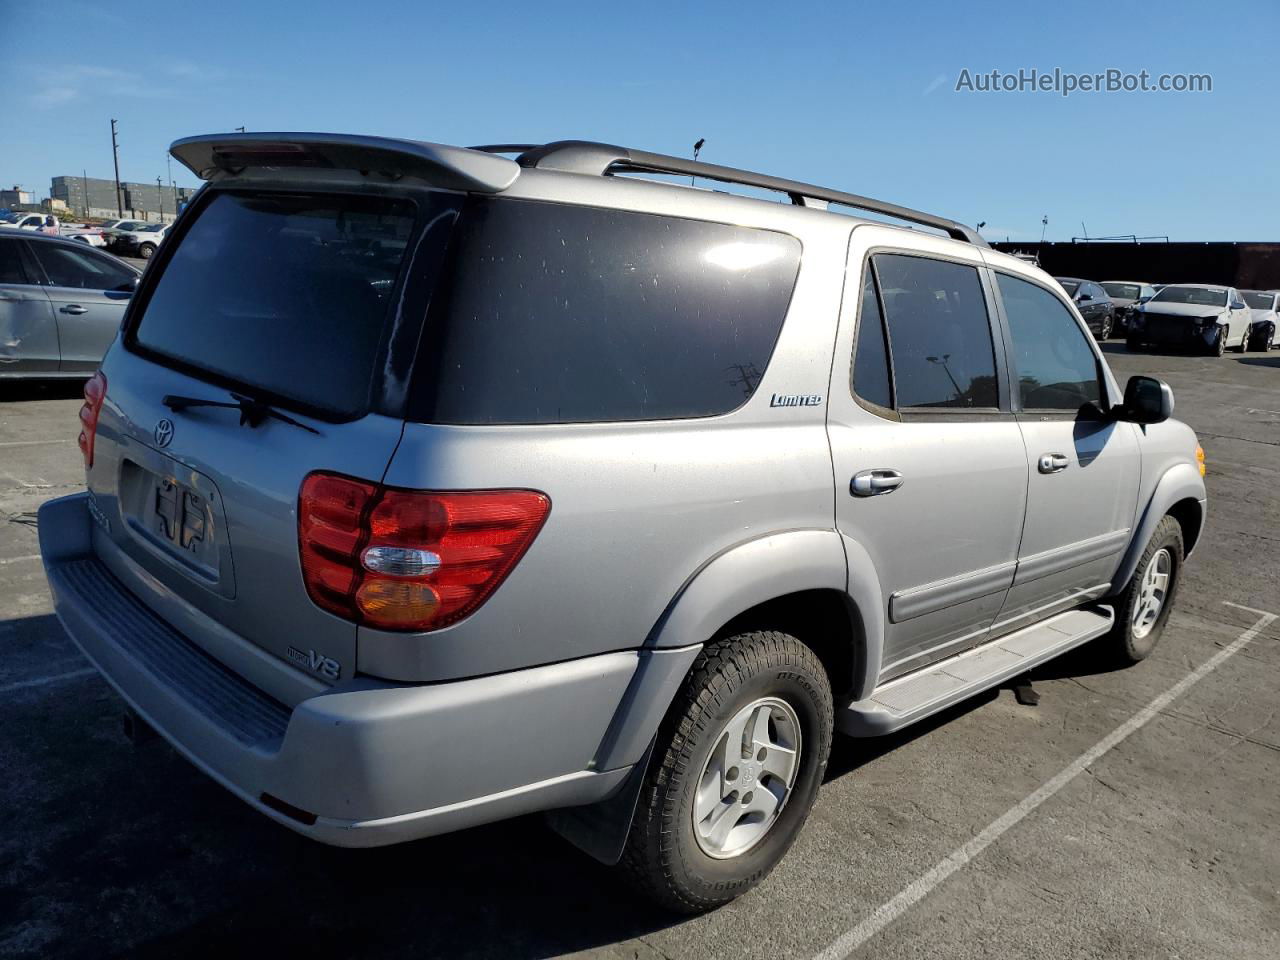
[60,304,89,315]
[851,469,904,497]
[1038,453,1070,474]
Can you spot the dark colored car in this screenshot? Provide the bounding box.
[1054,277,1116,340]
[1101,281,1158,334]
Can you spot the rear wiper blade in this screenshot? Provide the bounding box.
[162,393,320,435]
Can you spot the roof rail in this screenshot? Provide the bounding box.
[469,144,540,155]
[514,140,985,246]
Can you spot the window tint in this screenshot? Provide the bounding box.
[0,239,27,284]
[133,191,432,418]
[414,198,801,424]
[873,254,998,409]
[852,269,892,408]
[997,273,1102,411]
[29,243,134,290]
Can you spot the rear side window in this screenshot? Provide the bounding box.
[872,254,998,409]
[412,198,801,424]
[0,239,27,284]
[997,273,1102,411]
[852,268,892,409]
[131,191,425,419]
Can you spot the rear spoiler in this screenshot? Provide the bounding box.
[169,132,520,193]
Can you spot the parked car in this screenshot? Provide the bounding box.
[1054,277,1116,339]
[114,222,170,259]
[0,232,139,377]
[1101,281,1158,333]
[38,132,1206,914]
[0,212,50,231]
[1128,284,1252,355]
[100,219,151,251]
[1240,290,1279,351]
[61,224,109,248]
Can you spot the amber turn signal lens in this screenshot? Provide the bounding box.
[1195,444,1206,477]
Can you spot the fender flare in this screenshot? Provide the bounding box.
[1110,462,1206,594]
[647,529,849,650]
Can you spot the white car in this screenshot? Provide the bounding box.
[100,219,151,251]
[0,212,57,232]
[1241,290,1278,351]
[114,221,170,259]
[1128,283,1253,356]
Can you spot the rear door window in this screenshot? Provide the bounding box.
[412,198,801,424]
[130,191,435,419]
[870,254,999,409]
[0,238,28,284]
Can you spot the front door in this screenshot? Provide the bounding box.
[828,228,1029,684]
[25,240,135,371]
[988,270,1140,634]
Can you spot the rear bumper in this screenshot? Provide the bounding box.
[38,492,651,847]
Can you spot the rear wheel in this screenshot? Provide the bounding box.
[138,242,156,260]
[621,631,833,913]
[1238,327,1250,352]
[1104,515,1184,664]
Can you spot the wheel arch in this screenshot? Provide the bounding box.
[1110,463,1206,594]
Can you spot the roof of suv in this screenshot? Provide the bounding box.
[170,132,987,248]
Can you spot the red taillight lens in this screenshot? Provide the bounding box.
[298,473,550,633]
[78,371,107,468]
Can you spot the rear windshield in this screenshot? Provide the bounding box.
[130,191,419,418]
[411,198,801,424]
[1102,282,1140,300]
[1243,291,1275,310]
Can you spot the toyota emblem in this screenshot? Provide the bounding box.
[154,418,174,448]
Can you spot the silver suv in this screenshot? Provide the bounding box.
[39,133,1207,913]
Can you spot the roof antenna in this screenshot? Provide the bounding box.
[691,138,705,186]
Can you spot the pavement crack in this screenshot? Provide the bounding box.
[1083,767,1130,799]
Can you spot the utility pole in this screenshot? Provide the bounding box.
[157,177,164,221]
[110,118,123,217]
[82,168,89,218]
[166,151,175,214]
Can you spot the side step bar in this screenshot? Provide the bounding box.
[839,606,1115,737]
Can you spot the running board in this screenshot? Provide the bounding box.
[838,606,1114,737]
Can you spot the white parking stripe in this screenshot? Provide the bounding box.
[0,667,96,695]
[812,605,1278,960]
[0,554,41,566]
[0,439,74,448]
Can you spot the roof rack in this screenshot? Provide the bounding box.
[500,139,985,247]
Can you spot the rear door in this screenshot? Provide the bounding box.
[988,270,1139,634]
[829,228,1028,683]
[0,236,59,374]
[25,241,135,371]
[89,187,457,683]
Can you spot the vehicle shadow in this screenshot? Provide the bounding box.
[1237,356,1280,368]
[0,378,86,402]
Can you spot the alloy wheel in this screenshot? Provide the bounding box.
[693,696,802,859]
[1132,548,1172,640]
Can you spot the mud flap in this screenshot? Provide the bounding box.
[544,737,656,866]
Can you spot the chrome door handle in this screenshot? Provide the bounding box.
[851,469,904,497]
[60,304,88,315]
[1038,453,1070,474]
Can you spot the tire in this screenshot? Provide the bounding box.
[621,631,833,913]
[1208,328,1226,357]
[1098,313,1113,341]
[1250,325,1275,352]
[1238,328,1250,352]
[1105,515,1184,664]
[138,243,155,260]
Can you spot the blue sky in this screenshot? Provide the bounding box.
[4,0,1277,240]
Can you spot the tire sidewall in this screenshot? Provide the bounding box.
[1116,519,1184,661]
[663,642,831,905]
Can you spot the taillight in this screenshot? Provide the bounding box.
[77,371,107,468]
[298,472,550,632]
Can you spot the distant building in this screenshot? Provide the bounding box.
[50,175,195,222]
[0,185,35,208]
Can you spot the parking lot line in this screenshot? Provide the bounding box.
[0,554,41,566]
[0,667,96,695]
[0,439,74,448]
[812,605,1278,960]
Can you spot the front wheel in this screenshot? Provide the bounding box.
[1208,328,1226,357]
[621,631,833,913]
[1104,515,1184,664]
[1250,325,1275,352]
[1097,314,1113,341]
